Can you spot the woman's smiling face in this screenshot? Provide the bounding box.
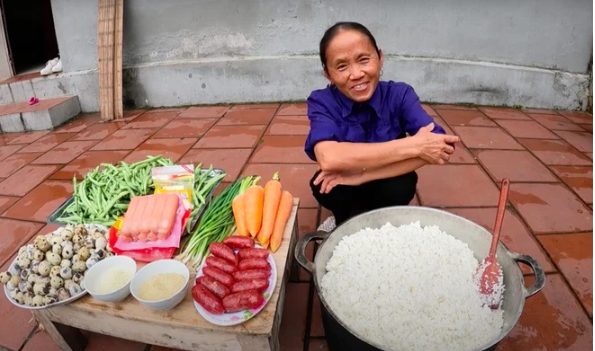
[324,30,384,103]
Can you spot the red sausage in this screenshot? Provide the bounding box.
[209,243,238,265]
[238,248,269,260]
[192,284,224,315]
[233,269,271,281]
[205,256,237,274]
[197,276,230,299]
[231,279,269,293]
[203,266,235,287]
[222,289,265,313]
[223,236,255,249]
[238,258,270,271]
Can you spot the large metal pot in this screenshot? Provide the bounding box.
[295,206,546,351]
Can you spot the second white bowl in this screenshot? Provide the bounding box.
[84,255,137,303]
[130,259,190,310]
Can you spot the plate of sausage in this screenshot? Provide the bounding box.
[192,236,277,326]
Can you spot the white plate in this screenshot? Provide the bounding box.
[193,245,277,326]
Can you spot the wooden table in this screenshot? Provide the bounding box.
[33,199,301,351]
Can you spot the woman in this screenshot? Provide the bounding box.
[305,22,460,231]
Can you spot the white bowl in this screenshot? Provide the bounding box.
[130,259,190,310]
[84,256,137,303]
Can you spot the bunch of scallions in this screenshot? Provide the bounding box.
[176,175,260,268]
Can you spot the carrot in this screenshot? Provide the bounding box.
[269,191,293,253]
[244,184,264,237]
[256,172,282,248]
[232,193,249,237]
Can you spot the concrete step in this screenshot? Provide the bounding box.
[0,96,81,133]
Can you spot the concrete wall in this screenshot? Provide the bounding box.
[17,0,595,111]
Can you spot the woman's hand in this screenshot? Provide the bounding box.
[314,170,365,194]
[413,123,460,165]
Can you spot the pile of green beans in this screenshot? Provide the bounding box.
[190,163,227,220]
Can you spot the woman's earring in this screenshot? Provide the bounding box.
[380,69,384,76]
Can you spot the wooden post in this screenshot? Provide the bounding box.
[97,0,123,121]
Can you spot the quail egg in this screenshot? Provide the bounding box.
[33,249,45,262]
[60,267,73,280]
[45,252,61,266]
[38,261,52,277]
[50,265,61,277]
[0,271,11,284]
[61,228,74,241]
[56,288,71,301]
[60,259,71,269]
[50,276,64,289]
[51,244,62,256]
[72,261,86,273]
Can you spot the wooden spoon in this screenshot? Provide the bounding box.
[475,178,510,309]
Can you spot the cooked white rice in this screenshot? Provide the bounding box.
[320,221,504,351]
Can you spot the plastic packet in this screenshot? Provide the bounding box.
[152,165,195,210]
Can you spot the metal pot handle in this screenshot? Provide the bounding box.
[510,252,546,298]
[295,231,330,274]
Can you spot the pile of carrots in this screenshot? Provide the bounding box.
[231,172,293,253]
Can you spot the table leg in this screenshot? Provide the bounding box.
[288,219,301,281]
[33,310,88,351]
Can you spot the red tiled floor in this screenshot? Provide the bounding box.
[143,107,186,114]
[432,104,477,111]
[298,208,318,280]
[310,293,325,337]
[279,283,309,351]
[0,153,43,178]
[453,126,524,150]
[123,138,197,164]
[0,165,61,196]
[231,103,279,110]
[549,166,593,204]
[17,133,75,153]
[179,148,252,182]
[267,115,310,135]
[447,208,555,274]
[251,135,313,164]
[474,150,557,182]
[421,104,438,116]
[581,124,593,133]
[432,117,476,164]
[478,107,532,120]
[6,131,50,144]
[416,165,500,207]
[558,111,593,125]
[32,140,97,164]
[177,105,230,118]
[2,180,73,222]
[91,128,157,151]
[85,332,146,351]
[0,144,25,161]
[153,118,217,139]
[122,109,147,122]
[0,219,44,266]
[528,113,585,131]
[0,196,19,214]
[538,234,592,314]
[193,125,266,148]
[436,109,497,126]
[277,103,307,116]
[53,113,100,133]
[70,122,123,141]
[518,139,592,166]
[22,330,61,351]
[121,111,178,129]
[497,275,592,351]
[586,153,593,160]
[522,108,561,114]
[217,108,276,125]
[495,120,559,139]
[309,339,328,351]
[508,183,593,234]
[553,130,593,153]
[50,150,130,180]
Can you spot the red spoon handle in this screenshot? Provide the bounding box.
[489,178,510,255]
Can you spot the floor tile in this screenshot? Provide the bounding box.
[251,135,312,164]
[0,165,61,196]
[416,165,501,207]
[432,104,477,111]
[474,150,557,182]
[538,234,592,314]
[0,196,19,214]
[298,208,318,281]
[497,274,592,351]
[0,145,24,161]
[0,219,44,266]
[231,103,279,110]
[267,115,310,135]
[50,150,130,180]
[495,120,559,139]
[310,293,325,337]
[421,104,438,116]
[123,138,197,164]
[437,109,497,126]
[553,130,593,153]
[308,339,328,351]
[70,122,123,141]
[0,255,37,350]
[549,166,593,203]
[217,109,276,125]
[31,140,97,164]
[21,330,61,351]
[517,139,592,166]
[144,107,186,114]
[528,113,585,131]
[6,131,49,145]
[447,208,555,274]
[558,111,593,124]
[241,163,320,208]
[522,108,561,115]
[453,126,524,150]
[121,109,147,122]
[177,106,230,118]
[53,113,99,133]
[179,148,252,182]
[153,118,217,139]
[121,111,178,129]
[508,183,592,234]
[277,103,307,116]
[478,107,532,120]
[85,332,146,351]
[433,117,479,162]
[0,153,43,178]
[2,180,73,222]
[150,346,184,351]
[16,133,75,153]
[279,283,309,351]
[586,153,593,160]
[91,128,156,151]
[194,125,266,148]
[581,124,593,133]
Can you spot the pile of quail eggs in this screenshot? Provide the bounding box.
[0,224,113,307]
